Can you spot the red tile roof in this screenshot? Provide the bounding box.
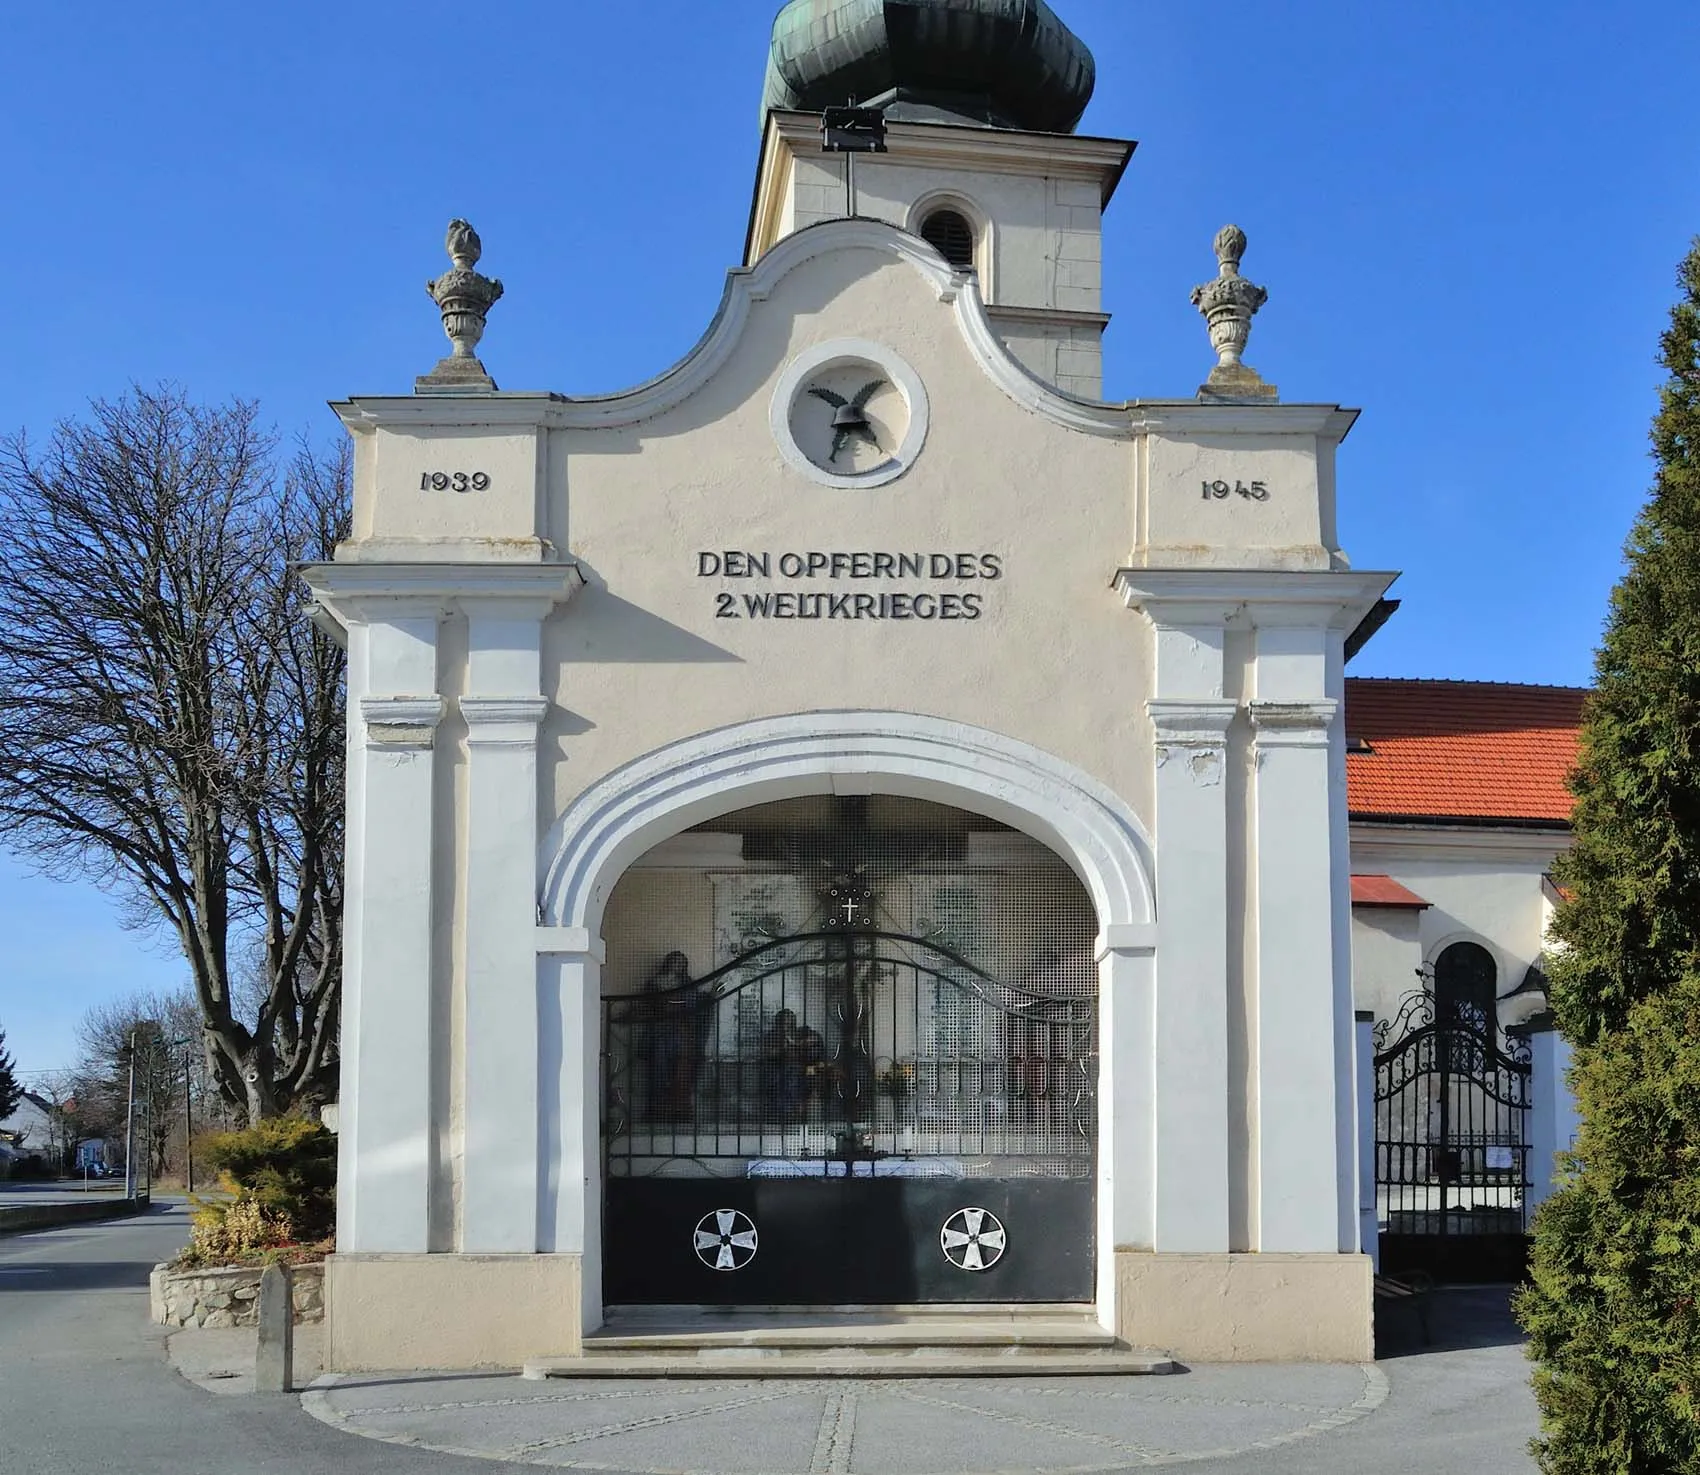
[1350,874,1432,908]
[1344,678,1587,825]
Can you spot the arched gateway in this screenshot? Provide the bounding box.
[535,714,1156,1314]
[303,0,1388,1373]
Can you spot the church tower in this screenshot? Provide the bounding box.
[747,0,1129,399]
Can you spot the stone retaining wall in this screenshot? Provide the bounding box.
[150,1261,325,1328]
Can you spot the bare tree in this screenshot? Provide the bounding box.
[0,387,348,1123]
[72,988,236,1176]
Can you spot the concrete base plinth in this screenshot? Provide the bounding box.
[1115,1251,1373,1362]
[325,1253,583,1371]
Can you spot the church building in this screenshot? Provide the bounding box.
[306,0,1400,1370]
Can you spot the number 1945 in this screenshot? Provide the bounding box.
[1202,479,1269,501]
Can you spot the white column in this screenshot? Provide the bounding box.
[537,936,604,1333]
[343,612,443,1254]
[1356,1011,1379,1271]
[1526,1027,1578,1217]
[1096,931,1156,1322]
[1248,693,1341,1252]
[459,604,553,1253]
[1146,615,1235,1250]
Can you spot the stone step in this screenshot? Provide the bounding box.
[522,1347,1176,1380]
[585,1319,1120,1352]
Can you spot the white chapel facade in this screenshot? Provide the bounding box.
[306,0,1394,1369]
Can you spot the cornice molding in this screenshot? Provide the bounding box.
[1146,698,1237,744]
[1250,699,1338,749]
[301,562,583,636]
[765,109,1136,187]
[462,695,551,749]
[1115,569,1399,633]
[1125,403,1359,441]
[360,696,445,751]
[1349,822,1572,858]
[332,221,1140,442]
[984,303,1112,329]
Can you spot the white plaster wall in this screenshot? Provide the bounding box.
[992,318,1104,398]
[789,158,1102,317]
[1347,828,1568,1008]
[1141,432,1341,571]
[1349,906,1425,1024]
[542,245,1152,830]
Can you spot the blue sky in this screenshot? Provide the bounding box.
[2,0,1697,1078]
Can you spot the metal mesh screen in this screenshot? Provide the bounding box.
[602,796,1098,1181]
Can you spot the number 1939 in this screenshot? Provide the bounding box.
[420,471,490,492]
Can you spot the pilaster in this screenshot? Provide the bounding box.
[1248,695,1341,1251]
[536,935,606,1334]
[1355,1011,1378,1269]
[1146,696,1236,1251]
[345,614,445,1254]
[1526,1026,1578,1218]
[459,596,557,1254]
[301,561,583,1260]
[1095,932,1157,1316]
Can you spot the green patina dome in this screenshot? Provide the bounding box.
[762,0,1096,134]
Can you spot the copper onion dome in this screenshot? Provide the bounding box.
[762,0,1096,134]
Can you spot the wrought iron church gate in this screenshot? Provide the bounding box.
[600,801,1098,1306]
[1373,992,1532,1281]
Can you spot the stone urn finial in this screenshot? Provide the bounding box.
[1190,223,1277,401]
[418,218,504,393]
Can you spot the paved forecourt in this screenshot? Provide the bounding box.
[305,1363,1390,1471]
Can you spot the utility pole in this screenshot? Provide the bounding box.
[184,1047,194,1194]
[122,1029,137,1200]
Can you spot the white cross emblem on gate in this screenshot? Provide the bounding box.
[940,1206,1007,1271]
[692,1209,759,1271]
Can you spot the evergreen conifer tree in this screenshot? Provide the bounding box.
[1516,241,1700,1473]
[0,1026,20,1123]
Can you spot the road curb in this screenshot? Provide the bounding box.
[0,1194,151,1237]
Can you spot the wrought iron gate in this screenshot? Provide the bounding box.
[602,924,1097,1304]
[1373,991,1532,1281]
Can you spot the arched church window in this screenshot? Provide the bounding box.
[920,208,976,269]
[1434,940,1497,1031]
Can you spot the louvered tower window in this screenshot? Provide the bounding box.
[920,208,976,269]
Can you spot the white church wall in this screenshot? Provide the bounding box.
[1348,826,1567,1011]
[1350,905,1425,1025]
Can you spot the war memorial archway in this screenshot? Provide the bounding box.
[304,0,1390,1370]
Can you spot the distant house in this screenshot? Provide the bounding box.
[0,1092,63,1175]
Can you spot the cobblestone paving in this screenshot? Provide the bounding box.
[304,1364,1389,1473]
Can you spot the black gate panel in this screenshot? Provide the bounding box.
[1373,990,1531,1281]
[602,907,1098,1307]
[605,1178,1095,1304]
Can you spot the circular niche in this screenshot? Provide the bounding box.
[770,338,930,489]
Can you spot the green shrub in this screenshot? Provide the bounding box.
[1515,240,1700,1473]
[184,1195,296,1265]
[201,1116,335,1242]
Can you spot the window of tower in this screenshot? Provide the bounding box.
[920,208,976,270]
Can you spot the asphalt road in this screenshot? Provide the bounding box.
[0,1205,1540,1475]
[0,1201,536,1475]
